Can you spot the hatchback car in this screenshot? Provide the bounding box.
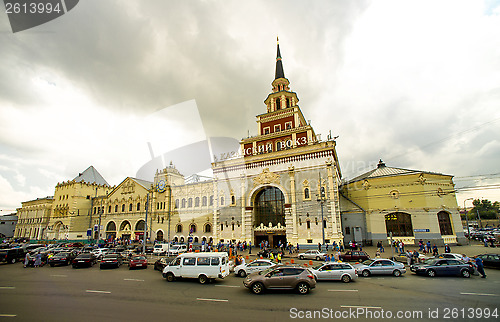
[309,262,358,283]
[100,254,123,269]
[48,251,78,267]
[298,250,327,261]
[410,258,472,277]
[72,253,97,268]
[475,254,500,269]
[129,255,147,269]
[234,259,277,277]
[339,251,370,262]
[353,259,406,277]
[243,266,316,295]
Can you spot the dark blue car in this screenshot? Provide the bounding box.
[410,258,472,277]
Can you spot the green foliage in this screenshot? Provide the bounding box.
[468,199,500,220]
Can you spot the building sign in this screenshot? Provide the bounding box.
[414,229,430,232]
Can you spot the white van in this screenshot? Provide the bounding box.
[153,244,169,256]
[162,252,230,284]
[166,244,187,256]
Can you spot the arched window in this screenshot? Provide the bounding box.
[254,187,285,227]
[129,203,132,212]
[304,188,310,200]
[176,224,183,233]
[189,224,196,233]
[137,202,140,211]
[385,212,413,237]
[209,195,214,206]
[306,220,311,229]
[202,196,207,206]
[231,195,235,205]
[175,199,179,208]
[188,198,193,207]
[437,211,453,235]
[115,205,118,212]
[121,204,125,212]
[220,197,224,206]
[204,223,212,233]
[181,199,186,208]
[135,220,145,231]
[106,221,116,231]
[108,206,111,213]
[195,197,200,207]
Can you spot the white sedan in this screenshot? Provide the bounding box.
[309,262,358,283]
[298,250,327,261]
[234,259,277,277]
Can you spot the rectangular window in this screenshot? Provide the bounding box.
[307,239,313,244]
[197,257,210,266]
[263,127,270,135]
[211,257,220,266]
[345,226,351,235]
[183,258,196,266]
[285,122,292,130]
[274,124,281,132]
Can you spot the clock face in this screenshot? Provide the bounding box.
[157,179,166,193]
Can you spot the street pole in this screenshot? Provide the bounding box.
[318,173,325,248]
[167,185,172,243]
[143,193,149,254]
[464,198,473,244]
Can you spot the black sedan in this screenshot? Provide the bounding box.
[48,251,78,267]
[154,257,173,271]
[99,254,123,269]
[476,254,500,269]
[72,253,97,268]
[410,258,473,277]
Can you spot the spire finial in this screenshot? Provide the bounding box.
[275,39,285,79]
[277,36,279,44]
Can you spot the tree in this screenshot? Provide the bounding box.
[468,199,500,220]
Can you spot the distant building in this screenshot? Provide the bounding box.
[0,213,17,238]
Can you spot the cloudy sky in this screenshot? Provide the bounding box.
[1,0,499,213]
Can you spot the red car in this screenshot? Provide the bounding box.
[339,251,370,262]
[129,255,147,269]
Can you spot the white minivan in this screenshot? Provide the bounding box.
[166,244,187,256]
[153,244,170,256]
[162,252,230,284]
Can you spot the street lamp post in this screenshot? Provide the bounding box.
[464,198,474,244]
[317,173,326,248]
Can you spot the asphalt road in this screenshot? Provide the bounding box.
[0,258,499,322]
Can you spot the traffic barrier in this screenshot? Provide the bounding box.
[309,260,313,266]
[246,255,249,260]
[291,259,295,264]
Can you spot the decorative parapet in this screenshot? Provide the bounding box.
[254,222,286,231]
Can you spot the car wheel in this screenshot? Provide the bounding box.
[238,270,247,277]
[296,282,310,295]
[461,269,470,278]
[427,269,436,277]
[198,275,208,284]
[362,270,370,277]
[393,270,402,277]
[166,273,175,282]
[316,256,320,261]
[72,265,77,269]
[299,255,304,260]
[50,263,55,267]
[341,275,352,283]
[251,282,265,294]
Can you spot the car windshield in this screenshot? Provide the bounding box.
[103,255,118,259]
[362,259,374,265]
[312,264,324,270]
[259,267,276,275]
[133,256,146,260]
[423,258,439,266]
[77,254,91,258]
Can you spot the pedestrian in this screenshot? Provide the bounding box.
[23,252,30,268]
[318,242,322,251]
[277,252,282,263]
[34,252,42,268]
[474,256,486,278]
[249,241,252,254]
[444,244,451,253]
[432,245,438,257]
[375,250,381,258]
[325,253,330,262]
[406,251,412,266]
[326,243,329,252]
[269,252,274,262]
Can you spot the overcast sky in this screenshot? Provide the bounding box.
[1,0,499,213]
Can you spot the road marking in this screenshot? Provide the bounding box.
[124,278,144,282]
[215,285,240,288]
[86,290,111,294]
[50,275,67,277]
[328,289,358,292]
[460,292,498,297]
[0,287,15,289]
[341,305,382,309]
[197,298,229,302]
[0,314,16,317]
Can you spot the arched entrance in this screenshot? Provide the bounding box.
[437,211,453,235]
[385,212,413,237]
[120,220,132,240]
[156,230,164,241]
[135,220,145,241]
[106,221,117,240]
[253,186,286,248]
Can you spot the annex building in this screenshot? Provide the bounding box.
[14,42,465,247]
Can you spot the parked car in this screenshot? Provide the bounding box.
[339,251,370,262]
[353,259,406,277]
[234,259,277,277]
[129,255,148,269]
[410,258,473,277]
[72,253,97,268]
[100,254,123,269]
[0,248,26,264]
[475,254,500,269]
[257,248,280,259]
[436,253,465,261]
[298,250,327,261]
[309,262,358,283]
[91,248,109,259]
[243,266,316,295]
[166,244,187,256]
[48,251,78,267]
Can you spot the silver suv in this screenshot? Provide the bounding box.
[243,266,316,295]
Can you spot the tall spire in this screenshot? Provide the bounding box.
[275,37,285,79]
